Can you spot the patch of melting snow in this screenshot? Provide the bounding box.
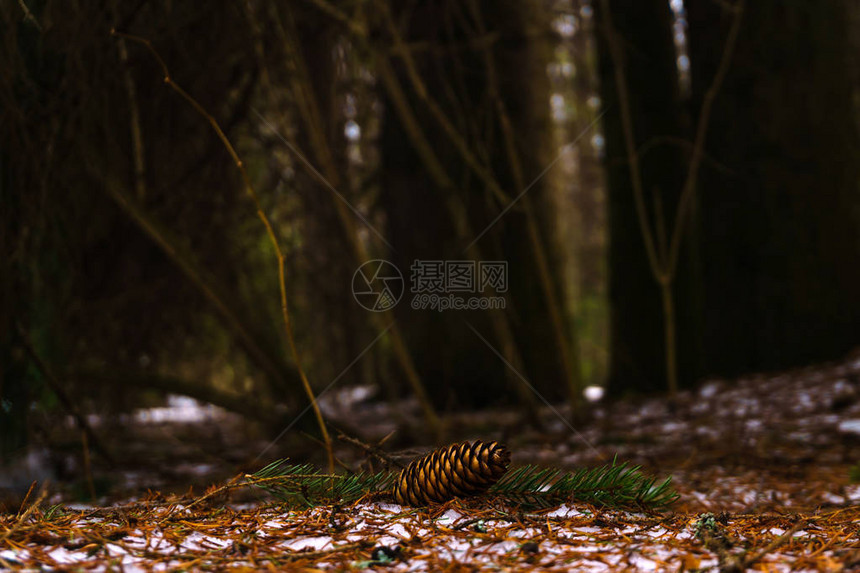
[375,534,403,547]
[228,502,259,511]
[384,522,410,538]
[674,528,697,541]
[507,528,539,538]
[627,554,660,571]
[837,419,860,435]
[832,378,852,392]
[281,535,333,551]
[436,509,462,523]
[64,502,94,511]
[375,502,402,513]
[104,543,130,558]
[660,421,685,434]
[0,549,25,562]
[796,391,814,409]
[184,532,232,551]
[47,547,88,564]
[545,504,584,518]
[643,526,673,539]
[123,533,149,549]
[820,492,847,505]
[134,394,225,424]
[694,425,719,438]
[443,538,474,554]
[788,431,812,442]
[571,526,603,535]
[700,381,721,398]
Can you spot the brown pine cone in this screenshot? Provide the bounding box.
[393,440,511,506]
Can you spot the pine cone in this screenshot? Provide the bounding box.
[393,440,511,506]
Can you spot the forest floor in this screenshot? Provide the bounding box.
[1,351,859,571]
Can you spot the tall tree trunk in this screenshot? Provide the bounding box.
[287,3,369,389]
[380,0,503,408]
[594,0,698,395]
[491,0,579,405]
[0,152,30,463]
[380,0,576,408]
[570,0,608,384]
[686,0,860,376]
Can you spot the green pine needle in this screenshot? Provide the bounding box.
[488,458,679,511]
[252,460,396,508]
[251,457,678,511]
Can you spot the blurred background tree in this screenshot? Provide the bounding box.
[379,0,580,410]
[595,0,860,395]
[686,0,860,380]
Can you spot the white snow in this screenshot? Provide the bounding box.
[436,509,462,523]
[47,547,88,564]
[837,419,860,435]
[280,535,332,551]
[584,386,605,402]
[134,395,223,424]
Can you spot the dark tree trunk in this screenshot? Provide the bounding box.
[380,0,504,409]
[287,3,370,390]
[489,0,576,404]
[380,0,575,408]
[0,153,30,462]
[686,0,860,377]
[594,0,698,395]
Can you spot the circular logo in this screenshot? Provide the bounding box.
[352,260,404,312]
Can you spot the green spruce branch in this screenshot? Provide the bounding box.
[251,457,678,511]
[486,458,678,510]
[252,461,397,508]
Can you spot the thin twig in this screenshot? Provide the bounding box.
[112,1,146,200]
[598,0,663,281]
[598,0,745,395]
[15,481,37,518]
[15,0,41,31]
[336,431,406,469]
[637,136,735,177]
[262,5,441,439]
[297,0,366,38]
[111,30,334,473]
[464,0,583,410]
[184,473,245,511]
[667,0,745,276]
[377,1,585,418]
[374,54,546,429]
[300,431,354,472]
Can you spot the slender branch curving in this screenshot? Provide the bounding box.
[111,30,334,473]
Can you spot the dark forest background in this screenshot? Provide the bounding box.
[2,0,859,469]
